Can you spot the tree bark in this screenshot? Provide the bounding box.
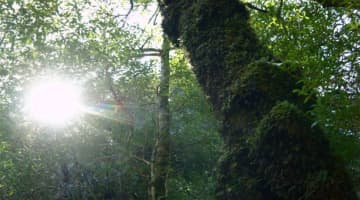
[150,35,171,200]
[314,0,360,9]
[158,0,356,199]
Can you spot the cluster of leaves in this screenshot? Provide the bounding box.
[249,0,360,190]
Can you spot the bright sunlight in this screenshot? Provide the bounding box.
[24,79,83,126]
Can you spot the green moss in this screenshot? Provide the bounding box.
[225,61,298,113]
[160,0,268,112]
[159,0,356,199]
[251,102,356,199]
[216,145,262,200]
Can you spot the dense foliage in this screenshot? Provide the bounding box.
[249,0,360,190]
[0,0,220,199]
[0,0,358,199]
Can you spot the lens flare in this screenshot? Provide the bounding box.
[24,79,83,126]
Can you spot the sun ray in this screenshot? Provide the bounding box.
[81,104,134,125]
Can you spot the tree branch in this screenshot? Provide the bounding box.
[141,48,162,53]
[95,154,151,166]
[139,35,152,49]
[132,154,151,165]
[137,53,161,57]
[105,65,123,103]
[126,0,134,18]
[148,6,160,25]
[245,3,268,13]
[277,0,284,19]
[114,0,135,19]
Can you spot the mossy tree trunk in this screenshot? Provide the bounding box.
[314,0,360,8]
[150,35,171,200]
[157,0,356,199]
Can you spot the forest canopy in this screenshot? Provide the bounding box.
[0,0,359,199]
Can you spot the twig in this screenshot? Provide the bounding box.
[125,0,134,18]
[148,6,160,25]
[277,0,284,19]
[114,0,134,19]
[139,35,152,49]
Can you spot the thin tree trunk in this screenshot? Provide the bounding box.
[150,34,170,200]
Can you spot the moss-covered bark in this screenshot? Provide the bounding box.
[315,0,360,9]
[158,0,356,199]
